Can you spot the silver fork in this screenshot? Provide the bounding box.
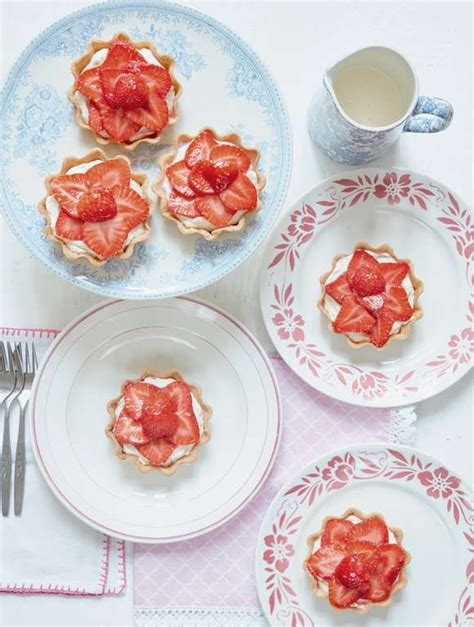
[1,342,19,517]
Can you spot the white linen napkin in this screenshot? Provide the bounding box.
[0,327,126,596]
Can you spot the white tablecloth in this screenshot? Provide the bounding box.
[0,1,472,625]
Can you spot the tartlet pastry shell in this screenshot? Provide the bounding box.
[317,242,424,350]
[153,127,266,240]
[39,148,152,266]
[106,369,212,476]
[304,508,411,613]
[68,32,182,150]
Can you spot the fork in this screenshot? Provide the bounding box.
[1,342,19,517]
[2,342,38,516]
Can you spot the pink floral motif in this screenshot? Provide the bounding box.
[449,328,474,365]
[418,466,461,499]
[288,206,316,239]
[374,172,411,205]
[263,533,295,573]
[321,453,355,490]
[272,309,304,342]
[351,371,388,400]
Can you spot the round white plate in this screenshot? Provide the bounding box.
[0,1,291,299]
[31,298,281,542]
[255,444,473,626]
[260,168,473,407]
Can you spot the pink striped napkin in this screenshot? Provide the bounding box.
[0,327,126,596]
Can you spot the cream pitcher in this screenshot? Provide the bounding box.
[308,46,453,165]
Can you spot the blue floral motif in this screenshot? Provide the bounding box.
[0,0,291,300]
[13,85,72,175]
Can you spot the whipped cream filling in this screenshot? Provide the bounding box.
[118,377,204,466]
[310,515,399,609]
[322,251,415,342]
[46,159,147,257]
[75,47,176,142]
[163,140,258,231]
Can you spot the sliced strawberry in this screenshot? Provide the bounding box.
[188,160,215,195]
[168,192,200,218]
[347,249,380,284]
[210,143,251,172]
[112,186,149,229]
[77,188,117,222]
[88,101,103,133]
[382,287,413,321]
[334,554,369,589]
[379,262,410,287]
[348,516,389,546]
[141,391,178,441]
[125,90,168,132]
[370,311,395,348]
[50,174,89,219]
[101,107,141,142]
[113,73,148,110]
[321,518,353,547]
[220,174,257,212]
[324,274,352,305]
[196,195,234,227]
[365,574,391,603]
[55,210,84,240]
[165,381,200,445]
[350,267,385,297]
[306,545,347,580]
[328,577,362,609]
[123,382,157,421]
[346,540,377,563]
[82,214,130,259]
[136,440,176,466]
[206,163,239,194]
[333,295,376,334]
[359,294,385,314]
[166,161,195,198]
[185,131,217,168]
[102,40,145,70]
[86,158,131,190]
[99,68,124,108]
[113,411,148,445]
[133,63,171,98]
[373,544,406,585]
[76,67,102,101]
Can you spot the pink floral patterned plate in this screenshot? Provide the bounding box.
[260,168,473,407]
[255,444,473,626]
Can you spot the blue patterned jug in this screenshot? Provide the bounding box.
[308,46,453,165]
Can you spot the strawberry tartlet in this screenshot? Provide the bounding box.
[40,149,152,265]
[318,243,423,349]
[154,128,266,239]
[106,370,212,475]
[305,509,410,613]
[69,33,181,148]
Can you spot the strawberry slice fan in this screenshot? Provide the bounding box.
[112,379,200,467]
[76,40,171,143]
[49,158,149,259]
[165,130,257,227]
[326,249,414,347]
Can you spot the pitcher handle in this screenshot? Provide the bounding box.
[404,96,453,133]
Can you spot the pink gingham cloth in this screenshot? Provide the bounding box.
[0,327,126,596]
[134,355,416,623]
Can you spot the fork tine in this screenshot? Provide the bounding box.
[0,342,6,373]
[32,344,38,373]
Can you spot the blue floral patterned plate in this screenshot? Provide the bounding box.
[0,0,291,299]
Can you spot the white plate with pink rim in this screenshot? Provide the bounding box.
[30,297,281,542]
[260,167,473,407]
[255,443,473,626]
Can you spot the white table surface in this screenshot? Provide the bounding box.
[0,1,472,625]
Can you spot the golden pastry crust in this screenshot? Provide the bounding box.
[317,242,423,350]
[304,508,411,614]
[153,127,266,240]
[105,369,212,476]
[39,148,152,266]
[68,32,182,149]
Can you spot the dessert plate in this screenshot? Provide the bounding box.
[255,444,473,626]
[31,298,281,542]
[0,1,291,299]
[260,168,473,407]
